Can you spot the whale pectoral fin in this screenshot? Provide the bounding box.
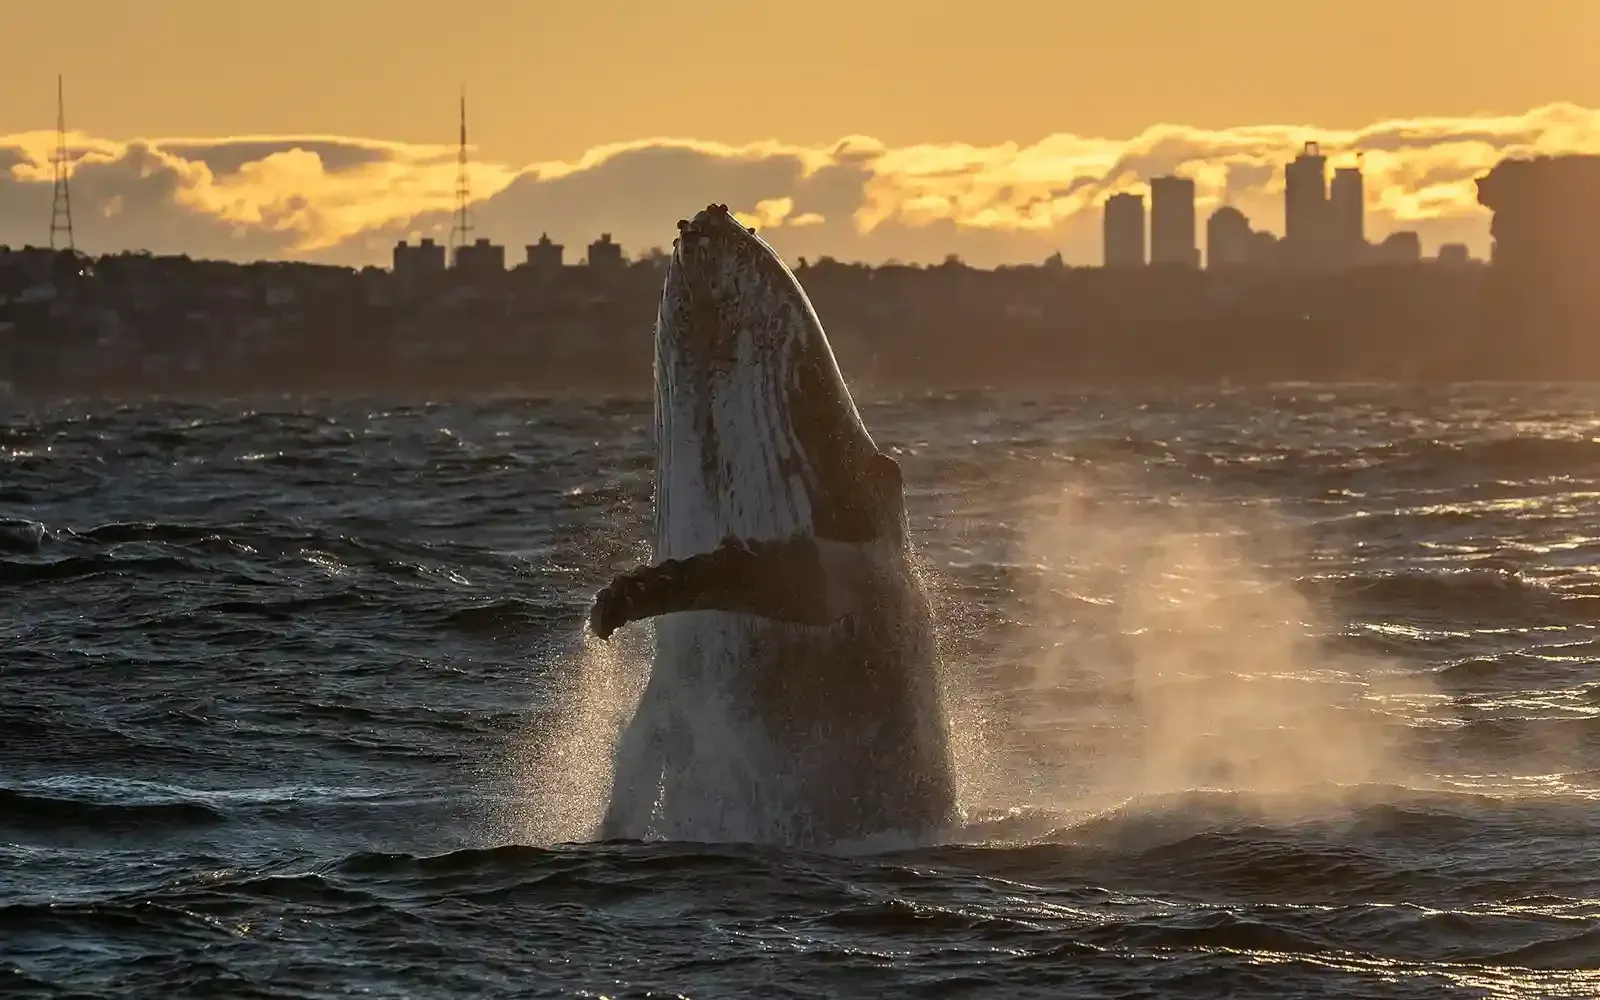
[814,450,911,545]
[589,536,837,639]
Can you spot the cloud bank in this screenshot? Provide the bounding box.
[5,103,1599,269]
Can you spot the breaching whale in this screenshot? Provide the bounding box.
[587,203,957,846]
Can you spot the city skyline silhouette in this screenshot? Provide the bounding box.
[2,0,1597,267]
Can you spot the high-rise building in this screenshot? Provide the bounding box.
[1477,156,1600,268]
[1251,230,1281,265]
[1285,141,1330,268]
[587,232,625,275]
[1330,165,1366,265]
[1373,231,1421,264]
[454,236,506,276]
[524,233,564,276]
[1102,192,1146,267]
[1206,206,1255,269]
[1477,155,1600,357]
[393,237,447,284]
[1150,176,1198,268]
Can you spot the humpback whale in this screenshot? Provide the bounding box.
[588,203,957,846]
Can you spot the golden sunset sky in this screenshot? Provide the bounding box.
[2,0,1597,266]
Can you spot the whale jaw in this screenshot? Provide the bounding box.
[653,204,897,562]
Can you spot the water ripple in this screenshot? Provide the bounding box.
[4,384,1600,998]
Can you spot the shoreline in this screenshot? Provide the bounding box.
[6,374,1598,409]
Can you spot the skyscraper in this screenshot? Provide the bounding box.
[1206,206,1254,269]
[1285,141,1329,268]
[1150,176,1198,268]
[1477,155,1600,356]
[1330,165,1366,265]
[1103,192,1146,268]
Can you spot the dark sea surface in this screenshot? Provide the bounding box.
[3,384,1599,999]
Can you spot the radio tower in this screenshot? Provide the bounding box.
[49,74,75,251]
[450,85,472,265]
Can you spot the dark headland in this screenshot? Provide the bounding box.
[1,154,1593,399]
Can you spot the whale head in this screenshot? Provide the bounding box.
[652,203,907,561]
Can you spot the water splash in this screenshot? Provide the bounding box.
[491,626,650,846]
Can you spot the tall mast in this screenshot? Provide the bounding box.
[49,73,75,251]
[450,84,472,265]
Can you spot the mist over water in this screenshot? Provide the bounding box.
[5,384,1600,998]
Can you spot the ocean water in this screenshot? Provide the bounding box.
[3,384,1599,999]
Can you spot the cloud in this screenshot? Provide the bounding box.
[158,137,405,176]
[4,102,1600,267]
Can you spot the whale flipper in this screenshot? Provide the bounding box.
[589,535,839,640]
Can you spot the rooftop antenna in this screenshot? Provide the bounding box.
[450,84,472,265]
[49,74,75,251]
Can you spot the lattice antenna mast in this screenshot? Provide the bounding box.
[450,85,472,263]
[49,74,75,251]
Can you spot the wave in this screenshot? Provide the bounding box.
[0,553,196,585]
[0,777,434,840]
[6,784,1595,909]
[5,784,1598,997]
[1298,567,1595,622]
[0,517,44,552]
[0,709,228,771]
[437,598,554,635]
[0,788,227,832]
